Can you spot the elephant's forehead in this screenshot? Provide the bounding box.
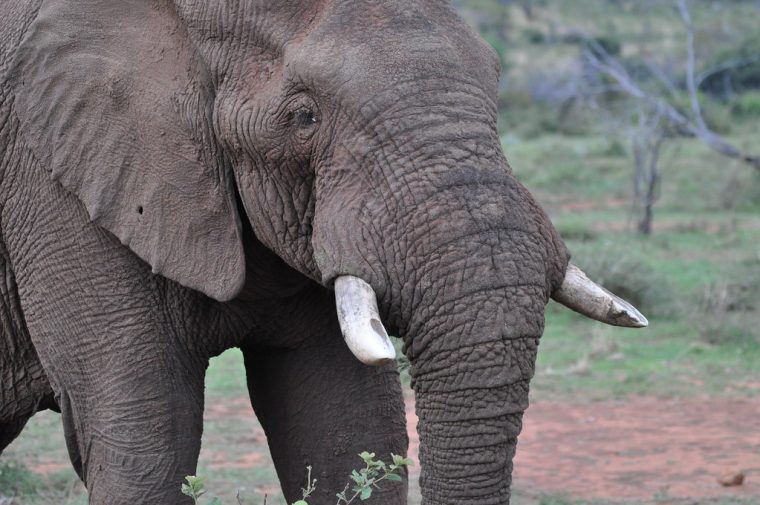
[284,0,499,107]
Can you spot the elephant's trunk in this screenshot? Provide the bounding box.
[408,272,546,504]
[392,179,565,503]
[313,91,569,502]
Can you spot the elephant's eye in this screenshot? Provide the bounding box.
[292,108,318,128]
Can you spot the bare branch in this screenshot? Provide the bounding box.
[696,55,760,89]
[678,0,709,132]
[574,7,760,172]
[644,59,680,98]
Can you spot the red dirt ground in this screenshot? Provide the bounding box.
[404,395,760,500]
[32,395,760,501]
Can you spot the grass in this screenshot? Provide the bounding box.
[185,349,287,504]
[519,127,760,402]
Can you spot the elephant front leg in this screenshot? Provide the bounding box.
[54,362,205,505]
[10,232,210,504]
[23,295,209,505]
[243,286,408,505]
[27,308,208,505]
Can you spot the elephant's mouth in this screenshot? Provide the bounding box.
[332,265,647,366]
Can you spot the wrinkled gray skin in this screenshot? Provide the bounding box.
[0,1,569,504]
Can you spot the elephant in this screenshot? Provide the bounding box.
[0,0,647,504]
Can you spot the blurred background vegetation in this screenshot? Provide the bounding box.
[2,1,759,504]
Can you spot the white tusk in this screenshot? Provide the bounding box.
[551,263,649,328]
[334,276,397,366]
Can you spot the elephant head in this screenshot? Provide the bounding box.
[11,0,646,503]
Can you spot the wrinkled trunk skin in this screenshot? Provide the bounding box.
[410,281,545,504]
[391,179,565,504]
[399,210,559,504]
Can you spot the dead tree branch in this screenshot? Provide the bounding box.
[578,0,760,172]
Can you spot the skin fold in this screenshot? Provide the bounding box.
[0,1,569,504]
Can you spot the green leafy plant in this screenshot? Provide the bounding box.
[181,476,221,505]
[180,453,411,505]
[291,465,317,505]
[334,452,412,504]
[0,461,40,497]
[732,92,760,118]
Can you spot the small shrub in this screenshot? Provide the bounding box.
[182,452,412,505]
[523,28,545,44]
[692,265,760,348]
[731,92,760,118]
[570,241,676,318]
[181,476,220,505]
[702,36,760,98]
[600,139,627,158]
[666,91,732,134]
[334,452,412,504]
[556,221,598,243]
[0,461,38,497]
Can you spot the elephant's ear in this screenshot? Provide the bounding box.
[11,0,245,301]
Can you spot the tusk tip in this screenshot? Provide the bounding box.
[346,336,397,366]
[361,355,397,367]
[606,293,649,328]
[611,299,649,328]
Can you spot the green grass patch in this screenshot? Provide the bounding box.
[204,348,248,398]
[530,205,760,401]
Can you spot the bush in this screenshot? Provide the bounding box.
[731,92,760,118]
[556,221,598,243]
[692,263,760,348]
[702,36,760,98]
[0,461,38,497]
[523,28,545,45]
[569,241,677,318]
[598,139,627,158]
[181,453,412,505]
[669,91,733,134]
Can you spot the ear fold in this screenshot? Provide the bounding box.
[11,0,245,301]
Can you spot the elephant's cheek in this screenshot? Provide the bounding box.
[233,163,321,281]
